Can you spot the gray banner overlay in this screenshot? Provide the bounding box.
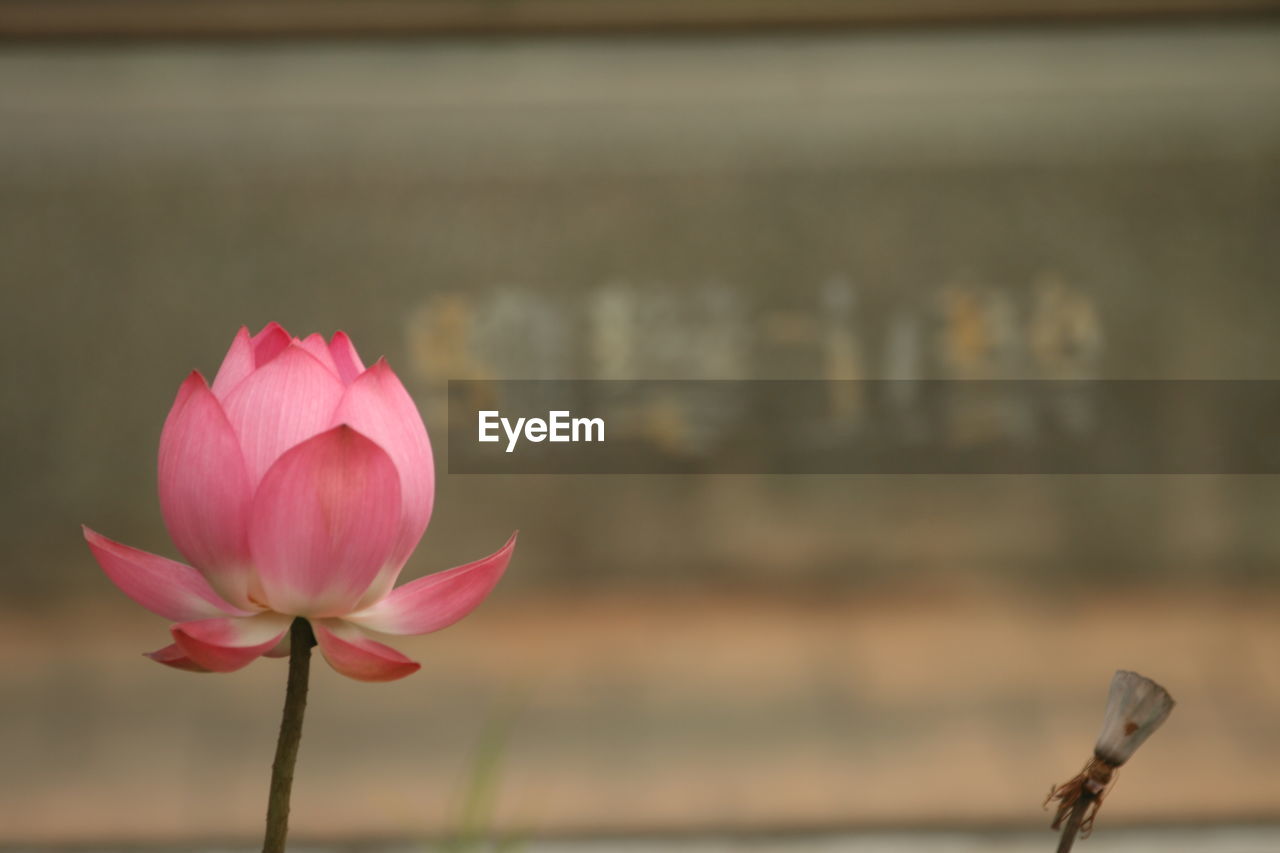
[447,381,1280,474]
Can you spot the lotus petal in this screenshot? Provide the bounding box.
[331,359,434,603]
[84,527,250,622]
[312,619,420,682]
[158,372,255,605]
[328,331,366,386]
[347,533,515,635]
[251,322,291,367]
[210,327,255,400]
[249,426,402,617]
[222,343,346,486]
[145,642,212,673]
[297,333,342,378]
[171,613,293,673]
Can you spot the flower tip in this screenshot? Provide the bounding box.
[255,320,288,338]
[249,322,294,367]
[328,331,367,384]
[169,371,211,412]
[81,525,113,547]
[363,357,403,384]
[222,326,253,355]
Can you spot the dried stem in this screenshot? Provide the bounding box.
[1047,755,1115,853]
[1055,791,1093,853]
[263,618,315,853]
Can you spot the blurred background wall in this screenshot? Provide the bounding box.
[1,4,1279,845]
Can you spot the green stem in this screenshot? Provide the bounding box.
[263,618,315,853]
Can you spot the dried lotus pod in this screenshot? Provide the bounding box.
[1093,670,1176,766]
[1046,670,1174,852]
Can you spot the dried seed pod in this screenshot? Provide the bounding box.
[1093,670,1175,766]
[1046,670,1174,852]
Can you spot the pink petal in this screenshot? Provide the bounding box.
[346,532,515,635]
[262,635,292,658]
[252,322,291,367]
[171,613,292,673]
[296,333,341,378]
[249,425,402,617]
[84,527,250,622]
[145,642,212,673]
[158,372,255,606]
[221,343,346,487]
[210,327,255,400]
[331,359,434,603]
[312,619,420,682]
[329,331,366,386]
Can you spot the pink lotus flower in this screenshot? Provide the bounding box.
[84,323,515,682]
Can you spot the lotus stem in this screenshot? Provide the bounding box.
[263,617,316,853]
[1055,791,1092,853]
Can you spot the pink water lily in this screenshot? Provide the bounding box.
[85,322,515,682]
